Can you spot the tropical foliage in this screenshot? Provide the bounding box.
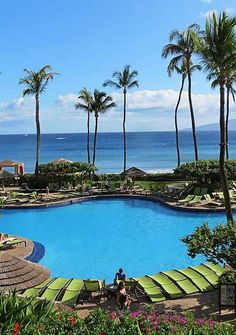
[104,65,139,173]
[19,65,58,175]
[219,270,236,284]
[174,159,236,185]
[182,221,236,268]
[38,161,96,180]
[193,12,236,222]
[0,295,234,335]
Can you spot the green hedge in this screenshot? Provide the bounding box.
[174,160,236,184]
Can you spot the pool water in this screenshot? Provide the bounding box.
[0,198,226,282]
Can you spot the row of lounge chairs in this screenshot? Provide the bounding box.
[133,262,225,303]
[21,262,225,306]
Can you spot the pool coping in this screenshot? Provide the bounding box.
[2,193,230,214]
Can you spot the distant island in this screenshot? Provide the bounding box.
[184,118,236,131]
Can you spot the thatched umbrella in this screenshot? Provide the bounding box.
[121,167,148,177]
[0,252,50,292]
[52,158,74,164]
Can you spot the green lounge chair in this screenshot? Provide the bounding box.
[178,194,195,205]
[189,265,219,288]
[124,279,139,301]
[133,276,165,303]
[61,279,84,306]
[161,270,199,294]
[82,279,105,304]
[177,268,213,292]
[203,262,226,276]
[203,194,222,207]
[0,237,26,249]
[40,278,71,301]
[187,195,202,206]
[22,278,54,298]
[147,274,183,299]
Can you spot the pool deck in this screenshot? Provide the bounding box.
[74,289,234,321]
[1,235,34,259]
[2,192,231,213]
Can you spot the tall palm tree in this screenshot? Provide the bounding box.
[194,12,236,223]
[167,60,201,167]
[162,25,200,161]
[19,65,58,175]
[91,90,116,166]
[103,65,139,173]
[226,75,236,159]
[75,88,93,164]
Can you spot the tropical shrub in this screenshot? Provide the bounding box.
[0,294,235,334]
[182,222,236,268]
[21,174,50,189]
[219,270,236,284]
[174,160,236,184]
[38,161,96,178]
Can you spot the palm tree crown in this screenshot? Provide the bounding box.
[92,89,116,112]
[19,65,58,96]
[103,65,139,92]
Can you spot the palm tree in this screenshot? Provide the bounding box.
[162,25,200,161]
[75,88,93,164]
[103,65,139,173]
[91,90,116,166]
[194,12,236,222]
[226,75,236,159]
[19,65,58,175]
[167,60,201,167]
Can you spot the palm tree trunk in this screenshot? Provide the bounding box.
[219,83,233,223]
[226,86,230,160]
[93,113,98,166]
[123,88,127,173]
[87,111,91,164]
[175,75,185,167]
[35,94,40,175]
[187,63,198,161]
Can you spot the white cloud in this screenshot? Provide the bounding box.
[200,9,217,18]
[200,0,212,3]
[0,89,234,134]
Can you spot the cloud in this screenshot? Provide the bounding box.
[0,89,234,134]
[200,0,212,3]
[200,9,217,18]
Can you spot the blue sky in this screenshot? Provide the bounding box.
[0,0,236,134]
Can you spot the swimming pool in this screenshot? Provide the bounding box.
[0,197,226,282]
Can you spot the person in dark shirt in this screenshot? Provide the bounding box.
[114,268,126,284]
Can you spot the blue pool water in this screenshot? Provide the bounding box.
[0,198,226,282]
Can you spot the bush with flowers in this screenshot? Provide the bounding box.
[0,292,235,335]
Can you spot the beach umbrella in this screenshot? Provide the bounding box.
[52,158,74,164]
[121,167,148,177]
[0,252,50,292]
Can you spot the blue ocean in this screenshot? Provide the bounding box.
[1,131,236,174]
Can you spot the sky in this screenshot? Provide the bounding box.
[1,0,236,134]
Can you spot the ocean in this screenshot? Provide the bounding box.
[1,131,236,174]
